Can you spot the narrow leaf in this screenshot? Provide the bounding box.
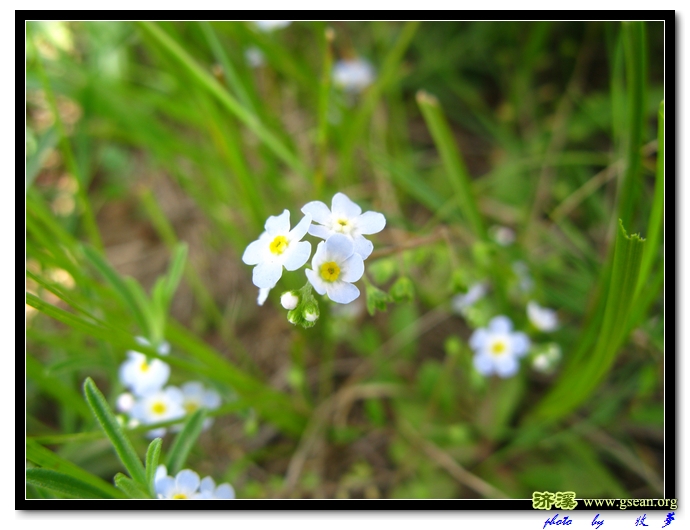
[145,438,163,497]
[165,409,206,475]
[83,377,147,486]
[114,473,152,499]
[26,468,112,499]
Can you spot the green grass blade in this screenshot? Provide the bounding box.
[83,377,147,486]
[81,245,151,337]
[165,409,206,475]
[617,21,647,229]
[26,440,125,499]
[162,243,188,310]
[114,473,152,499]
[137,21,307,177]
[27,26,102,251]
[637,100,664,295]
[26,468,114,499]
[145,438,163,497]
[532,221,645,421]
[416,90,486,239]
[26,354,91,420]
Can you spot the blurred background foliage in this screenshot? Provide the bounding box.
[26,20,664,499]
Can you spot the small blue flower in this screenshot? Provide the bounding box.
[469,316,530,378]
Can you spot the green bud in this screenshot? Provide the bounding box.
[302,302,320,323]
[389,276,415,303]
[365,283,391,316]
[444,336,462,359]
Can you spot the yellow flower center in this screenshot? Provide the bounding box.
[490,340,507,356]
[319,261,341,282]
[269,235,288,255]
[184,401,199,414]
[139,361,150,372]
[151,401,167,415]
[172,493,188,499]
[334,219,351,234]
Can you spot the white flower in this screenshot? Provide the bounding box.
[527,301,558,332]
[451,282,487,313]
[512,261,534,293]
[253,20,292,32]
[242,210,312,289]
[194,476,236,499]
[130,386,185,437]
[116,392,135,414]
[305,234,364,304]
[469,316,531,378]
[257,287,271,306]
[118,337,171,397]
[245,46,264,68]
[155,466,201,499]
[174,381,221,432]
[301,193,385,260]
[280,291,299,310]
[333,58,375,93]
[531,343,562,374]
[489,225,516,246]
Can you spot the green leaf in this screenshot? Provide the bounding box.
[81,245,150,337]
[26,468,112,499]
[26,354,91,419]
[114,473,152,499]
[637,99,664,295]
[162,243,188,309]
[145,438,163,497]
[83,377,147,486]
[532,221,645,421]
[137,21,307,178]
[416,90,486,239]
[26,440,124,499]
[165,409,206,475]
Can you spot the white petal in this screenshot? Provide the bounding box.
[283,241,312,271]
[164,386,184,405]
[289,213,312,242]
[203,388,222,409]
[154,465,168,489]
[176,470,200,495]
[264,209,291,235]
[257,287,271,306]
[242,238,267,265]
[214,483,236,499]
[325,233,354,263]
[252,261,282,289]
[510,332,531,357]
[494,356,519,378]
[356,211,385,235]
[305,268,327,295]
[340,253,364,283]
[157,476,176,497]
[488,315,513,334]
[310,241,327,269]
[301,201,332,225]
[469,329,488,351]
[473,353,494,375]
[352,236,374,259]
[199,476,215,494]
[146,427,167,439]
[326,281,360,304]
[308,224,332,240]
[331,192,361,218]
[181,381,205,398]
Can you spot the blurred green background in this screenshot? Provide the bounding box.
[26,20,664,499]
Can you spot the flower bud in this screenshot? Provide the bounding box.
[389,276,415,303]
[281,291,300,310]
[303,302,320,323]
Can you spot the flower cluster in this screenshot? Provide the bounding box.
[155,465,235,500]
[116,337,221,437]
[242,193,385,327]
[332,58,375,93]
[457,260,561,378]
